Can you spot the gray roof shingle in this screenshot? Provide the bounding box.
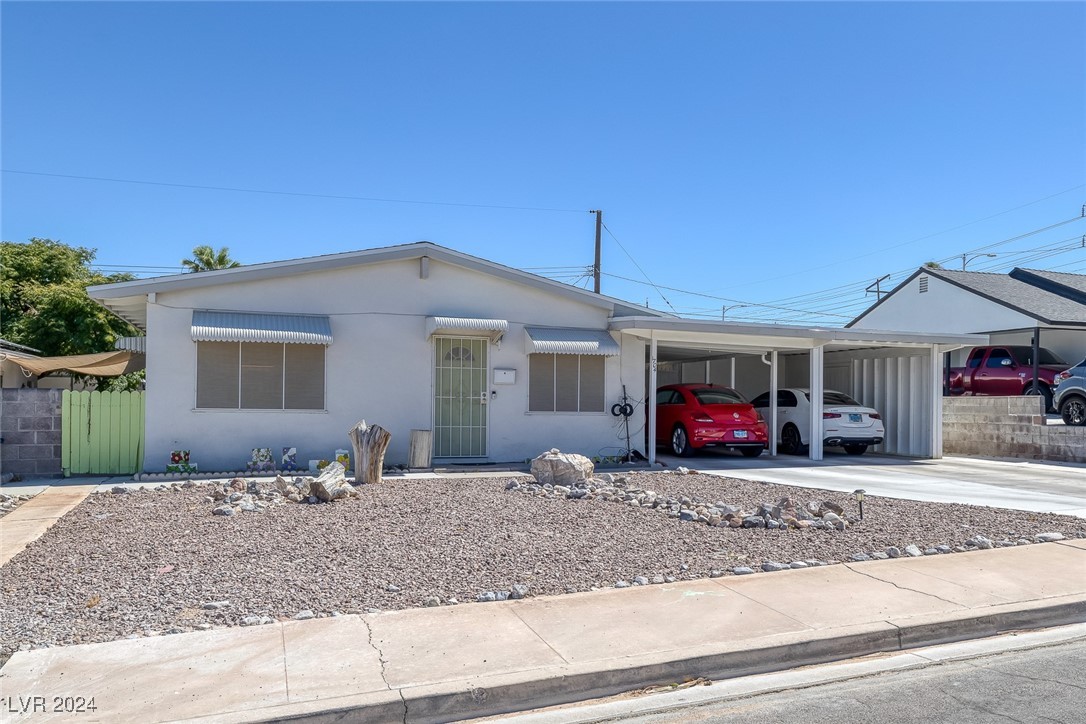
[920,267,1086,324]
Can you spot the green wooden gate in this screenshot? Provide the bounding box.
[61,390,145,475]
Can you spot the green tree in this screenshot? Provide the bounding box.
[181,244,241,272]
[923,261,943,269]
[1,237,141,389]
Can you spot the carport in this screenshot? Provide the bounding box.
[608,318,986,464]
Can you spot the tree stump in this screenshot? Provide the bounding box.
[348,420,392,485]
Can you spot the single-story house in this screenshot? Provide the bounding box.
[848,267,1086,367]
[87,242,983,471]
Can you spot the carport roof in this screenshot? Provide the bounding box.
[609,317,986,351]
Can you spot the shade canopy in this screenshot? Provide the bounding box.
[1,350,142,377]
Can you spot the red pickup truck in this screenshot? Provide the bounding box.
[946,346,1070,412]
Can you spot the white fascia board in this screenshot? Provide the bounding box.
[86,242,672,319]
[610,316,987,349]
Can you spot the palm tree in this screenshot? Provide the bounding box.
[181,245,241,273]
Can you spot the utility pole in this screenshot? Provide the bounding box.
[591,210,602,293]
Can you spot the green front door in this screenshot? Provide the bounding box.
[433,337,488,458]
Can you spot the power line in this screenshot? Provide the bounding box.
[698,187,1086,295]
[1,169,586,214]
[600,223,678,313]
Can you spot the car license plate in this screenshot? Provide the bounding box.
[734,430,748,439]
[849,413,862,422]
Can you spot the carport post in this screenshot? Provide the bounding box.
[648,334,658,466]
[931,344,944,459]
[809,344,825,461]
[769,350,778,456]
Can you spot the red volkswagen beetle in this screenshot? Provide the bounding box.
[654,384,768,457]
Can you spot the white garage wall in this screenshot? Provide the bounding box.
[824,348,934,457]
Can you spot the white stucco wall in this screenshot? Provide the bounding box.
[143,257,647,472]
[852,274,1039,334]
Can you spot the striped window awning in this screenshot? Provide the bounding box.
[426,316,507,343]
[525,327,621,356]
[114,336,146,354]
[191,311,333,345]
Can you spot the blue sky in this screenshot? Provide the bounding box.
[3,1,1084,325]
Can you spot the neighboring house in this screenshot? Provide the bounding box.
[88,242,981,471]
[848,267,1086,367]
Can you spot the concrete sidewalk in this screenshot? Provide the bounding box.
[0,484,99,566]
[1,540,1084,724]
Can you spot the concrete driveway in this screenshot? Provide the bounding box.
[654,450,1086,518]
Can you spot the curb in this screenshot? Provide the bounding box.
[197,594,1086,724]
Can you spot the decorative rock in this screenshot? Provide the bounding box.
[742,516,766,529]
[422,596,441,607]
[820,501,845,516]
[240,616,272,626]
[904,545,923,557]
[476,591,497,602]
[886,546,902,558]
[936,545,953,554]
[664,575,677,583]
[761,561,786,572]
[871,552,890,560]
[850,553,871,562]
[614,580,630,588]
[111,486,129,494]
[386,584,401,593]
[311,462,356,502]
[789,561,808,569]
[923,548,938,555]
[530,449,594,487]
[709,570,724,578]
[733,566,755,575]
[202,601,229,610]
[651,575,665,584]
[632,576,650,586]
[293,610,316,620]
[495,591,510,601]
[1036,532,1065,542]
[1017,539,1031,546]
[510,584,530,599]
[212,505,235,517]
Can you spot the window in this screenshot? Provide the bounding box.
[692,387,746,405]
[985,349,1012,369]
[1007,347,1067,367]
[529,354,605,412]
[656,389,681,405]
[196,342,325,410]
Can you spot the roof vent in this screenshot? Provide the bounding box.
[919,276,929,293]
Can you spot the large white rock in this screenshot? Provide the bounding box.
[530,449,594,487]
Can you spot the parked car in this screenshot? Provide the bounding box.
[750,388,885,456]
[946,346,1069,413]
[1054,358,1086,426]
[654,384,768,457]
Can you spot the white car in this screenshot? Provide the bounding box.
[750,388,885,455]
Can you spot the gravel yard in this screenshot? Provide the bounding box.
[2,471,1084,661]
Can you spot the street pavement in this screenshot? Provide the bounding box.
[1,540,1084,723]
[602,630,1086,723]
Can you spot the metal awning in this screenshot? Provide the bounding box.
[191,311,333,345]
[426,316,507,343]
[525,327,621,356]
[0,350,142,377]
[114,336,146,354]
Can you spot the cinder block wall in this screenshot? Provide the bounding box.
[0,388,64,477]
[943,396,1086,463]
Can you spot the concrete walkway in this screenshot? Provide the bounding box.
[0,484,100,566]
[1,540,1083,724]
[655,453,1086,518]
